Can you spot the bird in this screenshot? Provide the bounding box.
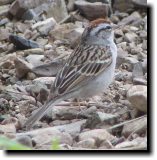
[24,18,117,129]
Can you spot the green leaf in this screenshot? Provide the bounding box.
[51,138,60,150]
[0,136,31,150]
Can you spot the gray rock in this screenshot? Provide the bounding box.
[26,54,44,66]
[115,137,147,149]
[22,9,38,20]
[132,62,143,79]
[0,0,14,5]
[54,120,86,135]
[46,0,68,22]
[23,48,44,56]
[0,18,9,26]
[118,11,141,26]
[14,58,33,78]
[132,0,147,8]
[122,116,147,137]
[16,127,73,148]
[15,135,33,148]
[33,77,55,88]
[74,138,96,149]
[0,28,10,41]
[75,1,111,20]
[142,58,147,73]
[0,4,9,17]
[0,124,16,135]
[78,129,115,145]
[112,0,134,12]
[32,18,56,36]
[9,0,54,19]
[124,32,138,43]
[127,85,147,113]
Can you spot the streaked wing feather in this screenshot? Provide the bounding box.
[53,44,112,95]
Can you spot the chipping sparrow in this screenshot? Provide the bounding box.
[24,18,117,129]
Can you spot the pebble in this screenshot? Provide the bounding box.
[127,85,147,113]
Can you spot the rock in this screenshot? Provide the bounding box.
[0,124,16,135]
[67,0,75,12]
[0,28,10,41]
[0,4,9,16]
[21,9,37,20]
[124,32,138,43]
[14,58,33,78]
[75,1,111,20]
[32,60,64,77]
[82,111,119,129]
[78,129,115,144]
[99,140,114,149]
[23,48,44,56]
[133,78,147,85]
[0,0,14,5]
[33,77,55,88]
[26,72,36,80]
[15,135,33,148]
[0,53,16,69]
[127,85,147,112]
[74,138,96,149]
[50,23,82,43]
[25,83,48,96]
[112,0,134,12]
[0,18,9,26]
[54,120,86,135]
[118,11,141,26]
[9,35,40,50]
[132,0,147,8]
[26,54,44,66]
[122,116,147,137]
[16,127,73,148]
[0,44,7,53]
[132,62,143,79]
[115,137,147,149]
[31,18,56,36]
[123,56,139,71]
[9,0,54,19]
[116,47,128,68]
[142,40,147,50]
[46,0,68,22]
[142,58,147,73]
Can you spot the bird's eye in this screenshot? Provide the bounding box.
[105,26,112,30]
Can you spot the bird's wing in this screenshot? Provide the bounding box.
[52,44,112,95]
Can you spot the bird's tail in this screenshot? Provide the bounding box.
[24,97,62,130]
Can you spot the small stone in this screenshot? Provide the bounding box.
[14,58,33,78]
[78,129,115,144]
[75,1,111,20]
[33,77,55,88]
[0,124,16,135]
[127,85,147,113]
[26,54,44,66]
[0,18,9,26]
[9,34,40,50]
[142,58,147,73]
[32,18,56,36]
[26,72,36,80]
[122,116,147,137]
[74,138,96,149]
[124,32,138,43]
[118,11,141,26]
[15,135,33,148]
[0,28,10,41]
[24,48,44,56]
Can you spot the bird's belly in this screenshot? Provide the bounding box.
[77,63,115,98]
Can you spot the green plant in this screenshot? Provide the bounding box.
[0,136,31,150]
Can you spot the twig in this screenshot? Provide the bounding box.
[107,115,147,132]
